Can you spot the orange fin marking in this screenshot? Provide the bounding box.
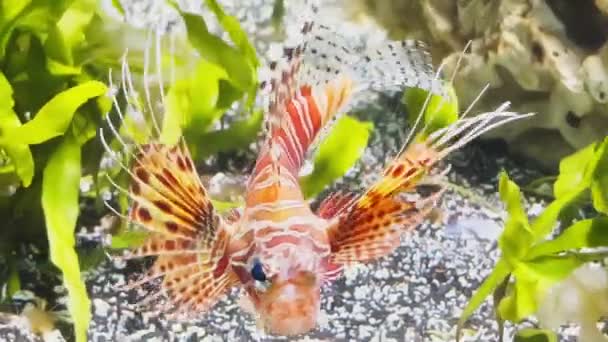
[121,140,237,316]
[316,191,357,219]
[159,252,239,318]
[327,189,443,264]
[325,103,535,265]
[326,138,446,264]
[359,142,440,208]
[128,142,215,241]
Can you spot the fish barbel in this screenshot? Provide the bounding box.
[101,0,533,337]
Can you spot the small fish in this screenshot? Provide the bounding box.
[101,1,533,337]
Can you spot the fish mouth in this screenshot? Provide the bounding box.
[262,296,319,336]
[257,272,321,336]
[264,313,317,336]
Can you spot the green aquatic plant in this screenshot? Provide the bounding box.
[0,0,262,340]
[457,136,608,341]
[161,0,261,151]
[300,115,374,198]
[0,1,121,340]
[402,83,459,139]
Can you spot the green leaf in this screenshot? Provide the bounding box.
[529,187,586,243]
[514,328,558,342]
[591,138,608,214]
[554,142,595,198]
[547,137,607,219]
[7,261,21,299]
[498,256,583,321]
[78,246,106,272]
[300,116,373,198]
[211,199,240,213]
[457,258,511,341]
[403,83,458,139]
[41,133,90,342]
[160,79,189,145]
[161,60,231,145]
[517,255,584,283]
[188,62,226,126]
[111,0,125,15]
[204,0,259,68]
[178,10,255,92]
[191,109,263,160]
[0,71,34,186]
[0,81,107,145]
[8,33,68,114]
[497,171,533,262]
[110,230,149,249]
[499,171,530,229]
[203,0,258,109]
[44,0,95,71]
[527,217,608,259]
[497,271,537,322]
[0,1,74,62]
[521,176,557,199]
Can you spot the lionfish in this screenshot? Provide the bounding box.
[101,1,532,337]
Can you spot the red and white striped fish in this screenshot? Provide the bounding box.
[101,1,533,337]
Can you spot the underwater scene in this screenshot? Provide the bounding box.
[0,0,607,341]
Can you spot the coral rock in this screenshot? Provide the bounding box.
[346,0,608,169]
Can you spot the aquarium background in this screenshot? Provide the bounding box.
[0,0,607,341]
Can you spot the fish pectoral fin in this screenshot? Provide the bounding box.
[124,142,219,244]
[120,229,239,317]
[327,185,444,264]
[108,140,239,316]
[315,191,358,219]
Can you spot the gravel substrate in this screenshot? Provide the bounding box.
[0,0,585,341]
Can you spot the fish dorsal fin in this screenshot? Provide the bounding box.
[255,1,447,188]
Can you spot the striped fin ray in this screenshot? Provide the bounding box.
[324,103,535,264]
[123,142,220,253]
[102,37,239,317]
[257,1,447,176]
[142,253,238,319]
[103,139,239,314]
[365,103,535,204]
[251,7,358,197]
[326,186,444,263]
[316,191,358,219]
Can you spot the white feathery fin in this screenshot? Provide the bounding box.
[261,2,318,129]
[363,39,446,96]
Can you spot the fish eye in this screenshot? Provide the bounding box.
[251,259,267,282]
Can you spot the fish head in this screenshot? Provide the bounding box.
[244,243,325,336]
